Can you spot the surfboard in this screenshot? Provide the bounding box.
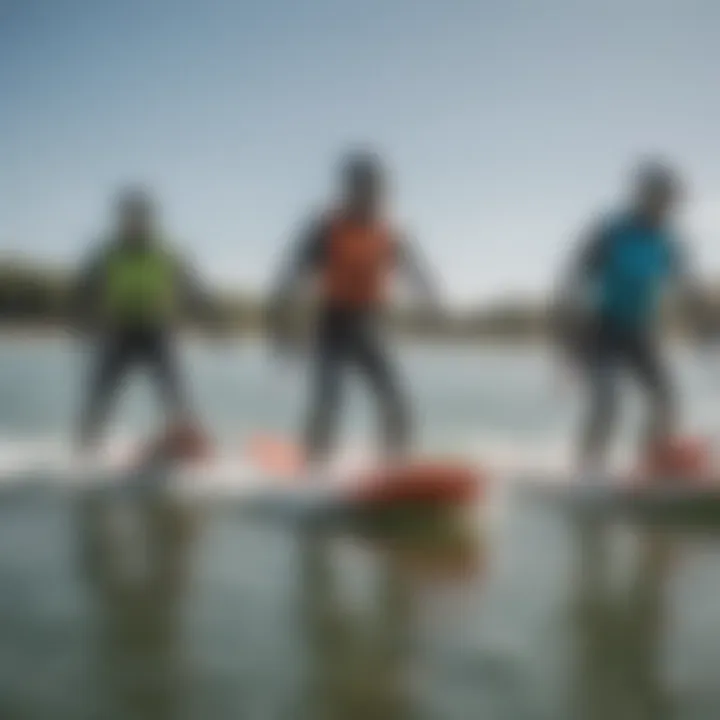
[0,434,485,527]
[514,473,720,524]
[235,435,485,525]
[507,435,720,522]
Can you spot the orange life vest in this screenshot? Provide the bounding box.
[323,214,395,309]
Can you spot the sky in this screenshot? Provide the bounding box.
[2,0,720,304]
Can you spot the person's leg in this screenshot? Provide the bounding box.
[304,311,346,463]
[351,315,410,459]
[625,331,675,454]
[578,323,619,473]
[144,328,189,423]
[77,332,133,449]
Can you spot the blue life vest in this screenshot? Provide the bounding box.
[596,214,678,327]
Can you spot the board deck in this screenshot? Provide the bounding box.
[0,436,482,530]
[514,472,720,523]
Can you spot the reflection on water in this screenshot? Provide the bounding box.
[1,490,720,719]
[295,524,483,720]
[76,494,199,720]
[73,494,483,720]
[572,518,675,720]
[297,534,412,720]
[299,526,481,720]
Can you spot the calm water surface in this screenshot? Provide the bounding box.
[0,337,719,719]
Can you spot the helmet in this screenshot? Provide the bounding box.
[340,150,385,188]
[634,158,681,197]
[117,185,154,216]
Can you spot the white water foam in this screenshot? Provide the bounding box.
[0,433,566,475]
[0,430,638,501]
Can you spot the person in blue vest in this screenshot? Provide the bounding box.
[555,159,707,473]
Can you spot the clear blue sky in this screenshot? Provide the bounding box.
[2,0,719,303]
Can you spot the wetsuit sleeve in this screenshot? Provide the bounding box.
[670,238,714,336]
[268,216,329,312]
[556,219,612,302]
[70,245,108,324]
[574,220,612,277]
[173,251,218,321]
[395,233,439,304]
[287,217,329,274]
[550,220,611,348]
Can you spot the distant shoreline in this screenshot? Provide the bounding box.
[0,257,710,345]
[0,323,550,346]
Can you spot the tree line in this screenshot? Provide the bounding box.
[3,257,708,340]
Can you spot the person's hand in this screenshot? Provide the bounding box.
[204,319,235,344]
[70,315,103,343]
[689,314,718,353]
[266,304,305,358]
[681,292,717,350]
[425,297,445,322]
[414,297,444,334]
[265,313,300,359]
[270,327,305,361]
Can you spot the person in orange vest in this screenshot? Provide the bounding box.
[269,152,439,463]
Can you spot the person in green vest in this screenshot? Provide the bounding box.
[73,186,215,450]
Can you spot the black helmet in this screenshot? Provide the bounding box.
[340,150,385,187]
[117,185,154,216]
[634,158,681,197]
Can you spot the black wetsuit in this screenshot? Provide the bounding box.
[278,218,411,460]
[308,305,409,458]
[568,213,683,463]
[81,325,185,442]
[74,242,208,445]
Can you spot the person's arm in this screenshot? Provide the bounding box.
[550,219,610,352]
[174,251,219,324]
[267,217,327,328]
[559,220,609,299]
[553,221,610,313]
[70,246,106,332]
[671,239,715,342]
[395,233,440,307]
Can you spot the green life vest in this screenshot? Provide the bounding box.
[103,243,178,322]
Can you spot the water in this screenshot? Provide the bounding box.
[0,337,720,719]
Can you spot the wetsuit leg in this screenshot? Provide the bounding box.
[78,331,137,447]
[624,332,674,451]
[143,329,188,422]
[304,310,347,461]
[351,315,410,457]
[579,321,620,471]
